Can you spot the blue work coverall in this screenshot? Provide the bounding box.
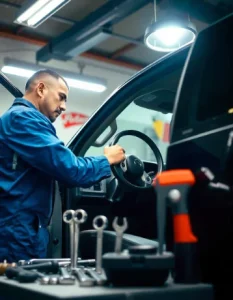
[0,98,111,262]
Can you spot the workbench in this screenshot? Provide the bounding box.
[0,276,213,300]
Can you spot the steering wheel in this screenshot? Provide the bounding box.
[109,130,164,190]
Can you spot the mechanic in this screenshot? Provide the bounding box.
[0,69,125,262]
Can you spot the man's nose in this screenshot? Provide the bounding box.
[60,102,66,112]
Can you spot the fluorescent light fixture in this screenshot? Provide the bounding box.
[15,0,71,28]
[2,58,107,93]
[65,78,106,93]
[1,66,35,78]
[144,19,197,52]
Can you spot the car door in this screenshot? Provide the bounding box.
[0,71,23,98]
[53,46,190,259]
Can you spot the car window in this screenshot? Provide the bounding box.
[86,101,172,162]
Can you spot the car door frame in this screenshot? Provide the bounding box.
[60,45,190,258]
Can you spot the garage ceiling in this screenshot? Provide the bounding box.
[0,0,232,70]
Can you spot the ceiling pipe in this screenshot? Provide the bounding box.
[36,0,152,62]
[109,0,232,58]
[111,36,144,59]
[167,0,233,24]
[0,0,149,53]
[0,28,143,71]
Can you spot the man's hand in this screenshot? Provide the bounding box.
[104,144,125,165]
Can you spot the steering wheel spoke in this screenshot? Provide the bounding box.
[120,159,127,173]
[110,130,164,190]
[141,171,152,186]
[135,172,152,188]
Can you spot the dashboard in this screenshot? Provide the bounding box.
[79,181,106,198]
[77,161,159,200]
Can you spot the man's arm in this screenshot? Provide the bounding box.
[2,109,123,188]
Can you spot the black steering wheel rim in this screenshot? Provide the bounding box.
[109,130,164,190]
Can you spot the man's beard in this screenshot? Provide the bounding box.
[50,110,61,122]
[49,116,56,123]
[49,114,57,123]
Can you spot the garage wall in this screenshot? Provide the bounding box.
[0,38,133,144]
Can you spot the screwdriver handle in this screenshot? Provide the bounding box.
[17,270,42,283]
[5,267,23,279]
[5,267,43,283]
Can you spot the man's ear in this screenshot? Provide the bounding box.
[37,82,45,98]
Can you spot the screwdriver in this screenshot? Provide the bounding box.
[5,261,60,283]
[5,267,44,283]
[18,258,95,267]
[21,261,60,273]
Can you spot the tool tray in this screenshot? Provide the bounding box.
[0,275,213,300]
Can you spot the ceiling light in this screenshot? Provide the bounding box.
[144,0,197,52]
[65,78,106,93]
[1,58,107,93]
[145,19,197,52]
[1,66,35,78]
[15,0,71,28]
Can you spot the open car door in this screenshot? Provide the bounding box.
[0,71,23,98]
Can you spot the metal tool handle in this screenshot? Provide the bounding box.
[22,261,59,273]
[73,268,95,287]
[60,267,70,277]
[26,258,95,267]
[93,215,108,274]
[112,217,128,254]
[73,209,88,269]
[115,232,123,253]
[63,210,75,269]
[59,268,76,285]
[85,268,107,286]
[40,276,50,285]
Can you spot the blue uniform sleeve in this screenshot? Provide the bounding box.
[2,109,111,188]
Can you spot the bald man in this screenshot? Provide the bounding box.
[0,69,125,262]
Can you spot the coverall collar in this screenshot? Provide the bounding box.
[13,98,37,110]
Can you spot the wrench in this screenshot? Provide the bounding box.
[49,276,59,285]
[63,210,75,269]
[59,267,76,285]
[63,209,88,269]
[40,276,50,285]
[93,215,108,274]
[73,267,95,287]
[85,268,107,286]
[73,209,88,269]
[112,217,128,254]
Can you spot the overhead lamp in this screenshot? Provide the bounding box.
[144,0,197,52]
[14,0,71,28]
[1,58,107,93]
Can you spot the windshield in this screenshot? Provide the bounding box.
[86,99,172,162]
[83,52,185,164]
